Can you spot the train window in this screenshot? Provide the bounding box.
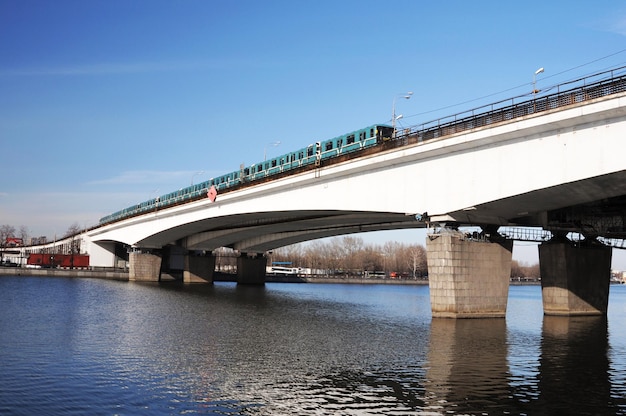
[359,132,365,141]
[307,147,313,157]
[325,141,333,151]
[346,134,354,144]
[271,160,277,167]
[370,128,374,137]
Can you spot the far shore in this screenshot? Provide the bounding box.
[0,266,542,285]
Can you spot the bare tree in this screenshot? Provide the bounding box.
[64,222,82,238]
[303,240,328,275]
[381,241,400,275]
[0,224,16,243]
[341,236,364,273]
[18,225,29,243]
[0,225,16,263]
[510,260,540,280]
[402,244,427,278]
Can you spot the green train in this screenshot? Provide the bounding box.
[99,124,394,225]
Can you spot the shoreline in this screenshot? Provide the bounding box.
[0,267,542,285]
[0,267,128,281]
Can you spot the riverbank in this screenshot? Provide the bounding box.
[0,267,540,285]
[262,275,430,285]
[0,267,128,281]
[0,267,429,285]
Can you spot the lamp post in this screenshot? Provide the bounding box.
[191,171,204,185]
[392,91,413,138]
[264,141,281,161]
[533,67,544,99]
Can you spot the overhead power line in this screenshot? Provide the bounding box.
[403,49,626,121]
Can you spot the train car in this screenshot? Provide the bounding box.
[28,253,90,268]
[318,124,392,161]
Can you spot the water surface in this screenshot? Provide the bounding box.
[1,276,625,415]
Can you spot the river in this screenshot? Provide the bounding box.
[0,275,625,415]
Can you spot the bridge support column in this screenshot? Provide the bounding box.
[426,232,513,318]
[237,253,266,285]
[129,250,162,282]
[183,252,215,283]
[539,240,611,316]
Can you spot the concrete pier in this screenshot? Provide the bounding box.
[129,251,162,282]
[237,253,267,285]
[539,240,611,316]
[426,232,513,318]
[183,253,215,283]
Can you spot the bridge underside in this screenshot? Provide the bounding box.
[123,169,626,254]
[434,170,626,239]
[135,210,424,252]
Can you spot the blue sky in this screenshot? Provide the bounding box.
[2,0,626,267]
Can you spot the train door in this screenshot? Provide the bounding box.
[315,141,321,165]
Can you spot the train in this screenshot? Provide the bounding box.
[99,124,395,225]
[27,253,90,269]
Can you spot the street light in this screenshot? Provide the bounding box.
[191,171,205,185]
[264,141,281,161]
[392,91,413,138]
[533,67,544,98]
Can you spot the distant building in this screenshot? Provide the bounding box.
[610,270,626,284]
[30,236,48,245]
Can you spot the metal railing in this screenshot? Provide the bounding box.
[395,66,626,144]
[498,227,626,249]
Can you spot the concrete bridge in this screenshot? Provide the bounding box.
[22,68,626,318]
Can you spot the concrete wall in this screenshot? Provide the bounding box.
[183,254,215,283]
[237,254,267,285]
[0,267,127,280]
[427,233,513,318]
[540,242,611,315]
[129,251,162,282]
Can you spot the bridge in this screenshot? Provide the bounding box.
[21,67,626,318]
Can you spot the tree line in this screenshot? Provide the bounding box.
[267,236,540,279]
[0,223,83,248]
[270,236,429,278]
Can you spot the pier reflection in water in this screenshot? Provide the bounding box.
[0,277,626,415]
[536,316,613,415]
[426,318,513,413]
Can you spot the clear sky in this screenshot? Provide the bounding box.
[2,1,626,267]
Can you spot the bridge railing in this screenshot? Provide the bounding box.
[395,66,626,144]
[498,227,626,249]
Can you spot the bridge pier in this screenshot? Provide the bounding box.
[129,250,162,282]
[539,239,611,316]
[183,252,215,283]
[426,231,513,318]
[237,253,267,285]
